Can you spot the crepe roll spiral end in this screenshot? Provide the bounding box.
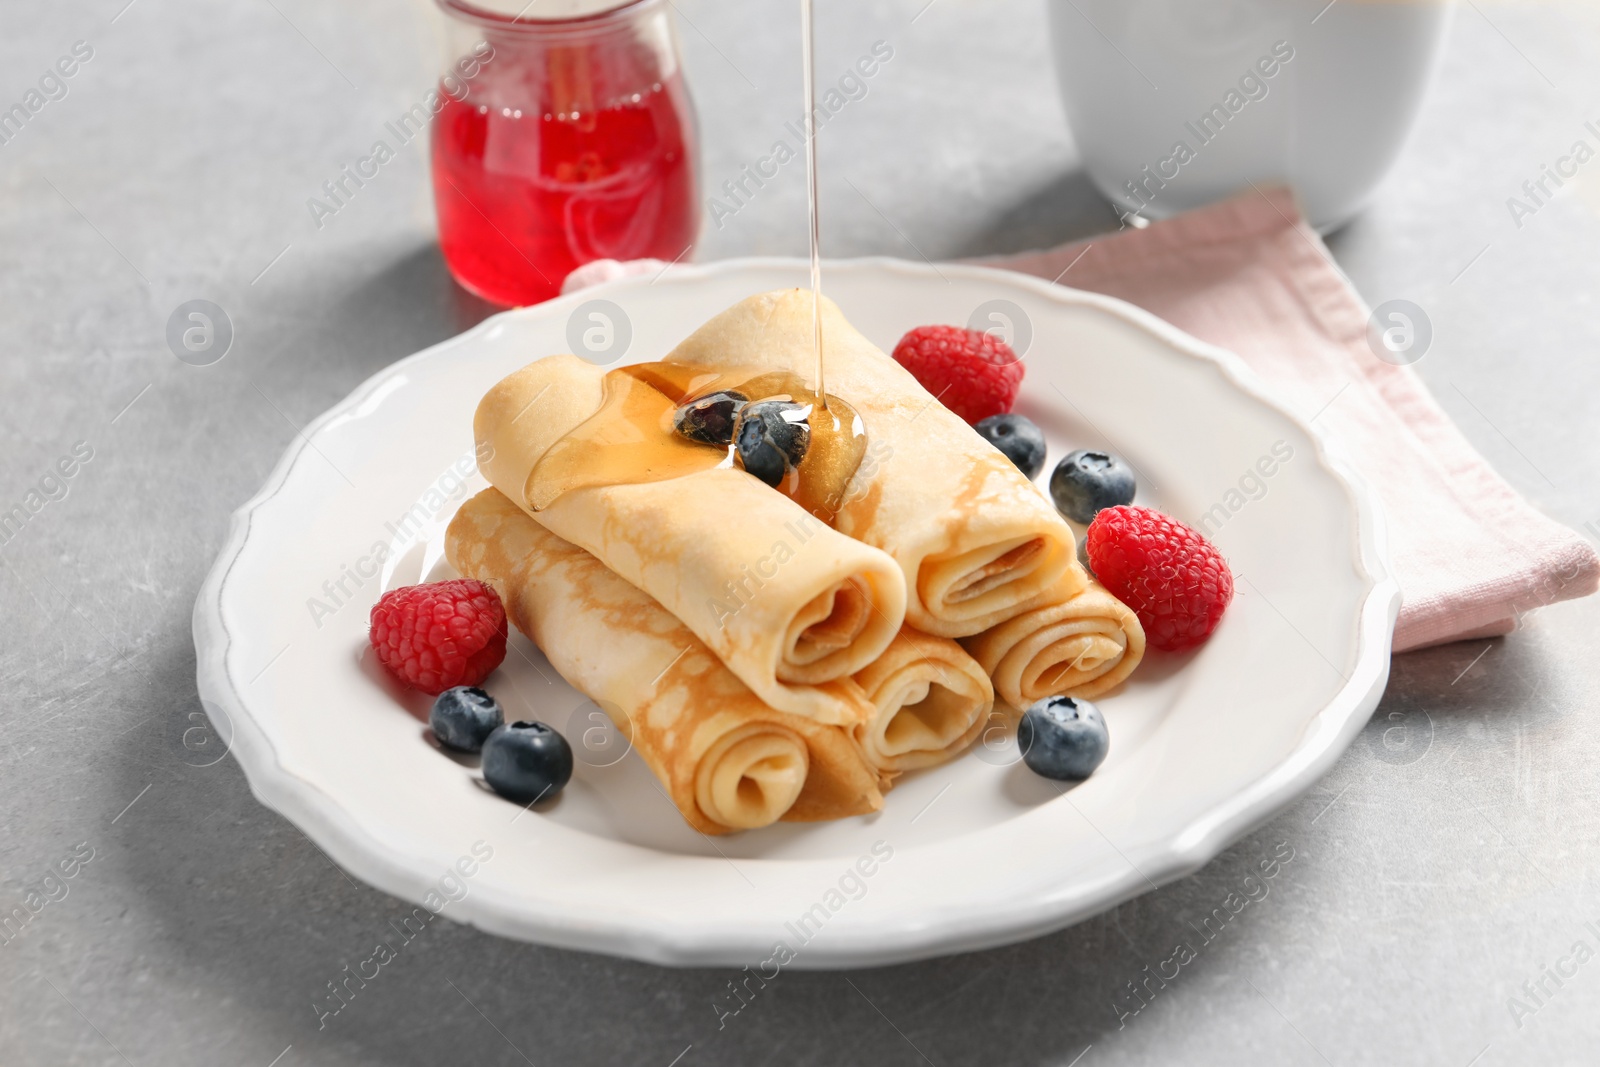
[852,630,993,775]
[695,724,810,831]
[775,563,906,687]
[964,580,1146,709]
[914,533,1079,638]
[875,679,987,759]
[1030,633,1127,696]
[786,578,871,666]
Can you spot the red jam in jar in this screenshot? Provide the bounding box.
[431,0,700,306]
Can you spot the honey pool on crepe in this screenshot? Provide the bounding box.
[526,362,867,526]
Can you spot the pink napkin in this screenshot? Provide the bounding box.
[563,188,1599,651]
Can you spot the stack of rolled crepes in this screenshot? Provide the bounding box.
[451,290,1146,833]
[447,489,883,832]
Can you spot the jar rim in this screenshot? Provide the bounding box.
[435,0,661,31]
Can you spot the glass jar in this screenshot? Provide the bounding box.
[431,0,701,306]
[1046,0,1457,231]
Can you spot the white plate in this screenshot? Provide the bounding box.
[194,257,1398,969]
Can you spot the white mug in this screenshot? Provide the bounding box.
[1047,0,1456,230]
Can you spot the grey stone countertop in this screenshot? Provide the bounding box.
[2,0,1598,1064]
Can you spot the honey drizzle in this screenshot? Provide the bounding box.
[524,362,866,524]
[800,0,825,407]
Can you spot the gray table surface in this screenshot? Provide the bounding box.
[4,0,1598,1064]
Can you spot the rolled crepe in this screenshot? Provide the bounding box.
[851,628,993,782]
[475,354,906,726]
[446,489,884,834]
[962,579,1146,711]
[665,290,1085,638]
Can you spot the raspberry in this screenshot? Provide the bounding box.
[891,325,1024,425]
[369,579,507,695]
[1086,506,1233,652]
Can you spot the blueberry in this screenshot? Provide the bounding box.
[734,399,810,487]
[975,414,1047,480]
[674,390,748,447]
[429,686,504,752]
[1019,696,1109,780]
[482,721,573,804]
[1050,449,1136,523]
